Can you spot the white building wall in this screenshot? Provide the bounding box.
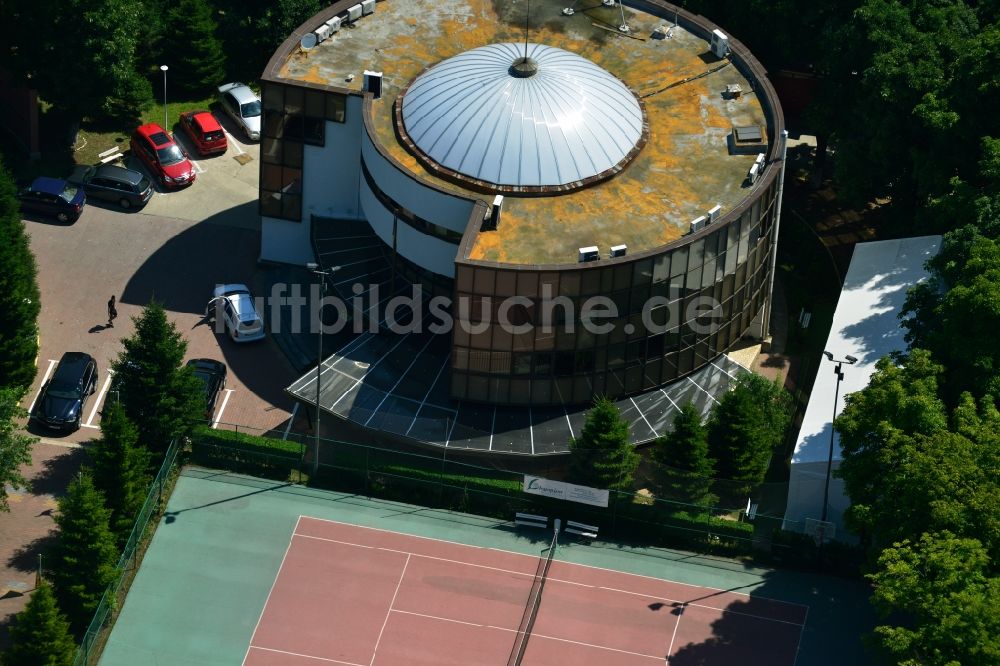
[260,95,365,265]
[359,176,458,278]
[360,130,478,233]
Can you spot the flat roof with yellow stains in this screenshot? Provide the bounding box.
[278,0,770,266]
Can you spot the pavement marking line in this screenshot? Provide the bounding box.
[36,438,82,449]
[191,160,206,174]
[79,423,100,430]
[212,389,235,429]
[27,359,58,414]
[792,605,810,666]
[221,125,246,156]
[370,553,410,666]
[85,371,115,427]
[282,402,300,440]
[242,517,302,666]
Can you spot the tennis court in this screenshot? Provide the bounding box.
[244,518,806,665]
[99,469,872,665]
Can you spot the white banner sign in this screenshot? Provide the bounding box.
[522,475,609,508]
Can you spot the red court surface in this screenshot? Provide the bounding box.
[243,517,808,665]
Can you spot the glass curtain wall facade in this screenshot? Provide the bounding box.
[451,178,779,406]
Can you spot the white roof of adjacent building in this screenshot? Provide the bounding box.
[792,235,942,466]
[399,42,644,189]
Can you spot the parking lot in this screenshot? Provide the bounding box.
[22,117,303,445]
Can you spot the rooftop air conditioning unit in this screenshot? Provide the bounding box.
[325,16,342,32]
[314,25,331,43]
[711,29,729,58]
[347,4,363,22]
[690,215,707,233]
[707,205,722,224]
[755,152,766,168]
[364,70,383,99]
[579,246,600,263]
[361,0,375,15]
[300,32,318,50]
[747,163,760,184]
[490,195,504,229]
[610,244,628,258]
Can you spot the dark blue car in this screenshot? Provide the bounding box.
[31,352,98,431]
[17,176,86,223]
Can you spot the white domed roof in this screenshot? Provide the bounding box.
[399,42,645,191]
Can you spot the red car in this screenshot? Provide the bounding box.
[130,123,196,189]
[178,110,227,156]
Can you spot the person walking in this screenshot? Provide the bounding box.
[107,295,118,327]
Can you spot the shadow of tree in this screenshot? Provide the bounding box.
[6,530,58,575]
[28,446,89,497]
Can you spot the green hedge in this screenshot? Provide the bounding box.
[190,427,303,479]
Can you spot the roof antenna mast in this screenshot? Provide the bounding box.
[524,0,530,60]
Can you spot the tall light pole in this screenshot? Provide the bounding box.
[306,262,340,476]
[821,351,857,523]
[160,65,169,130]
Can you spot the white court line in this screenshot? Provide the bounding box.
[242,517,302,666]
[247,646,362,665]
[212,389,235,429]
[666,603,685,662]
[27,359,58,413]
[84,370,114,427]
[293,531,804,625]
[792,605,810,666]
[295,516,810,610]
[390,608,664,661]
[370,554,410,666]
[282,402,300,440]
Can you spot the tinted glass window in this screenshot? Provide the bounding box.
[58,185,79,202]
[241,101,262,118]
[156,144,185,166]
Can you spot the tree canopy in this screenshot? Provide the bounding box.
[651,403,716,506]
[0,387,35,513]
[91,402,152,545]
[569,396,639,492]
[3,581,76,666]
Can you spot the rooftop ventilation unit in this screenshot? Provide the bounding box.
[755,153,766,168]
[747,163,760,185]
[325,16,342,32]
[707,205,722,224]
[361,0,375,15]
[690,215,707,233]
[610,244,627,258]
[300,32,317,50]
[363,70,383,99]
[711,29,729,58]
[314,25,332,43]
[347,4,363,22]
[490,195,504,229]
[579,246,600,263]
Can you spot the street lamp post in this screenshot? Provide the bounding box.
[160,65,169,130]
[306,262,341,476]
[821,351,858,523]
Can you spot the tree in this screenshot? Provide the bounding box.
[835,349,949,541]
[0,161,41,393]
[3,581,76,666]
[50,471,119,630]
[651,403,716,506]
[868,532,1000,665]
[2,0,152,124]
[90,402,151,545]
[707,373,792,496]
[112,300,204,452]
[0,387,35,512]
[569,397,638,492]
[159,0,227,97]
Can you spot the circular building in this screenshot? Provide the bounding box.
[264,0,785,453]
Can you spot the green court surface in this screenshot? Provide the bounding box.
[99,468,874,665]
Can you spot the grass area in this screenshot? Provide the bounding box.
[73,96,216,167]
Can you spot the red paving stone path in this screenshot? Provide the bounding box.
[243,518,808,666]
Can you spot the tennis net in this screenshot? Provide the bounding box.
[507,528,559,665]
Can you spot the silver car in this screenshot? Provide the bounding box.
[217,82,262,141]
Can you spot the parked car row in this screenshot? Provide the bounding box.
[18,83,262,222]
[32,351,230,432]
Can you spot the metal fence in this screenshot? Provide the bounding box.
[73,437,182,666]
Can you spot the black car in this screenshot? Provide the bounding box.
[17,177,86,223]
[31,352,98,431]
[186,358,227,419]
[69,164,153,210]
